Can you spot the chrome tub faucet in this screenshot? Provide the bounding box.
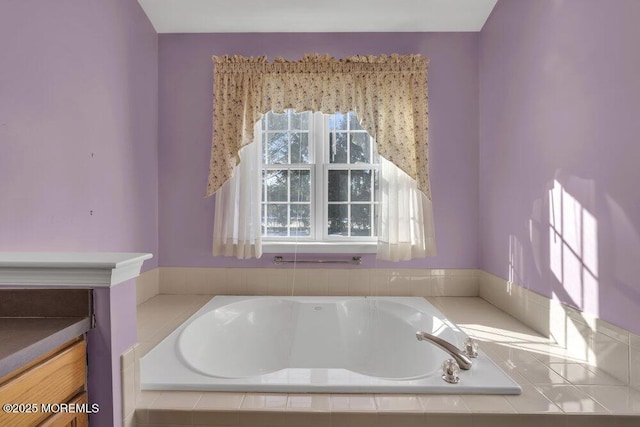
[415,331,474,370]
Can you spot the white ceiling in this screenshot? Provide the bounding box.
[138,0,498,34]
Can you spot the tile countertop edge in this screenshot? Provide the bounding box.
[0,252,153,287]
[0,317,92,379]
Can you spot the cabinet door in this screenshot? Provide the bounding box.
[38,392,88,427]
[0,340,86,427]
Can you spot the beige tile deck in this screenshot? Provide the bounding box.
[135,295,640,426]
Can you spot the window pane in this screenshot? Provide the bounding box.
[267,132,288,164]
[328,204,348,236]
[351,205,371,236]
[329,113,348,131]
[328,170,349,202]
[266,204,288,236]
[266,170,287,201]
[267,112,288,130]
[290,132,309,164]
[350,133,370,163]
[351,170,372,202]
[348,112,364,131]
[290,111,309,129]
[329,132,347,163]
[290,170,310,202]
[290,204,311,236]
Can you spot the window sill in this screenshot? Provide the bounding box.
[262,241,377,254]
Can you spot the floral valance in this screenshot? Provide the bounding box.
[206,54,431,200]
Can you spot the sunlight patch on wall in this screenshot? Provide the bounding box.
[548,179,599,315]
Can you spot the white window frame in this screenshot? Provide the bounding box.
[260,111,379,254]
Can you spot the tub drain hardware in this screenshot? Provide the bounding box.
[442,359,460,384]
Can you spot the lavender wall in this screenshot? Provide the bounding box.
[0,0,159,270]
[1,1,158,426]
[479,0,640,334]
[158,33,479,269]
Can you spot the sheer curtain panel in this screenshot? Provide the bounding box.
[212,138,262,259]
[377,157,436,261]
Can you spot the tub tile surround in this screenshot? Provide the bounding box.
[136,268,160,305]
[478,270,639,390]
[155,267,479,298]
[121,344,138,427]
[129,268,640,426]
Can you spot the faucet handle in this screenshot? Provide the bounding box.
[463,338,479,358]
[441,359,460,384]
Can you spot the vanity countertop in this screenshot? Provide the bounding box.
[0,317,91,379]
[0,289,93,379]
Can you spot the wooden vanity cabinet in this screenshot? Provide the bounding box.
[38,392,89,427]
[0,337,87,427]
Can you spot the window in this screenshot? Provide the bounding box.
[260,110,379,247]
[210,55,434,261]
[214,107,433,259]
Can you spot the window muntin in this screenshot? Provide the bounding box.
[260,110,378,242]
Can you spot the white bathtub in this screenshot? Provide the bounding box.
[141,296,521,394]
